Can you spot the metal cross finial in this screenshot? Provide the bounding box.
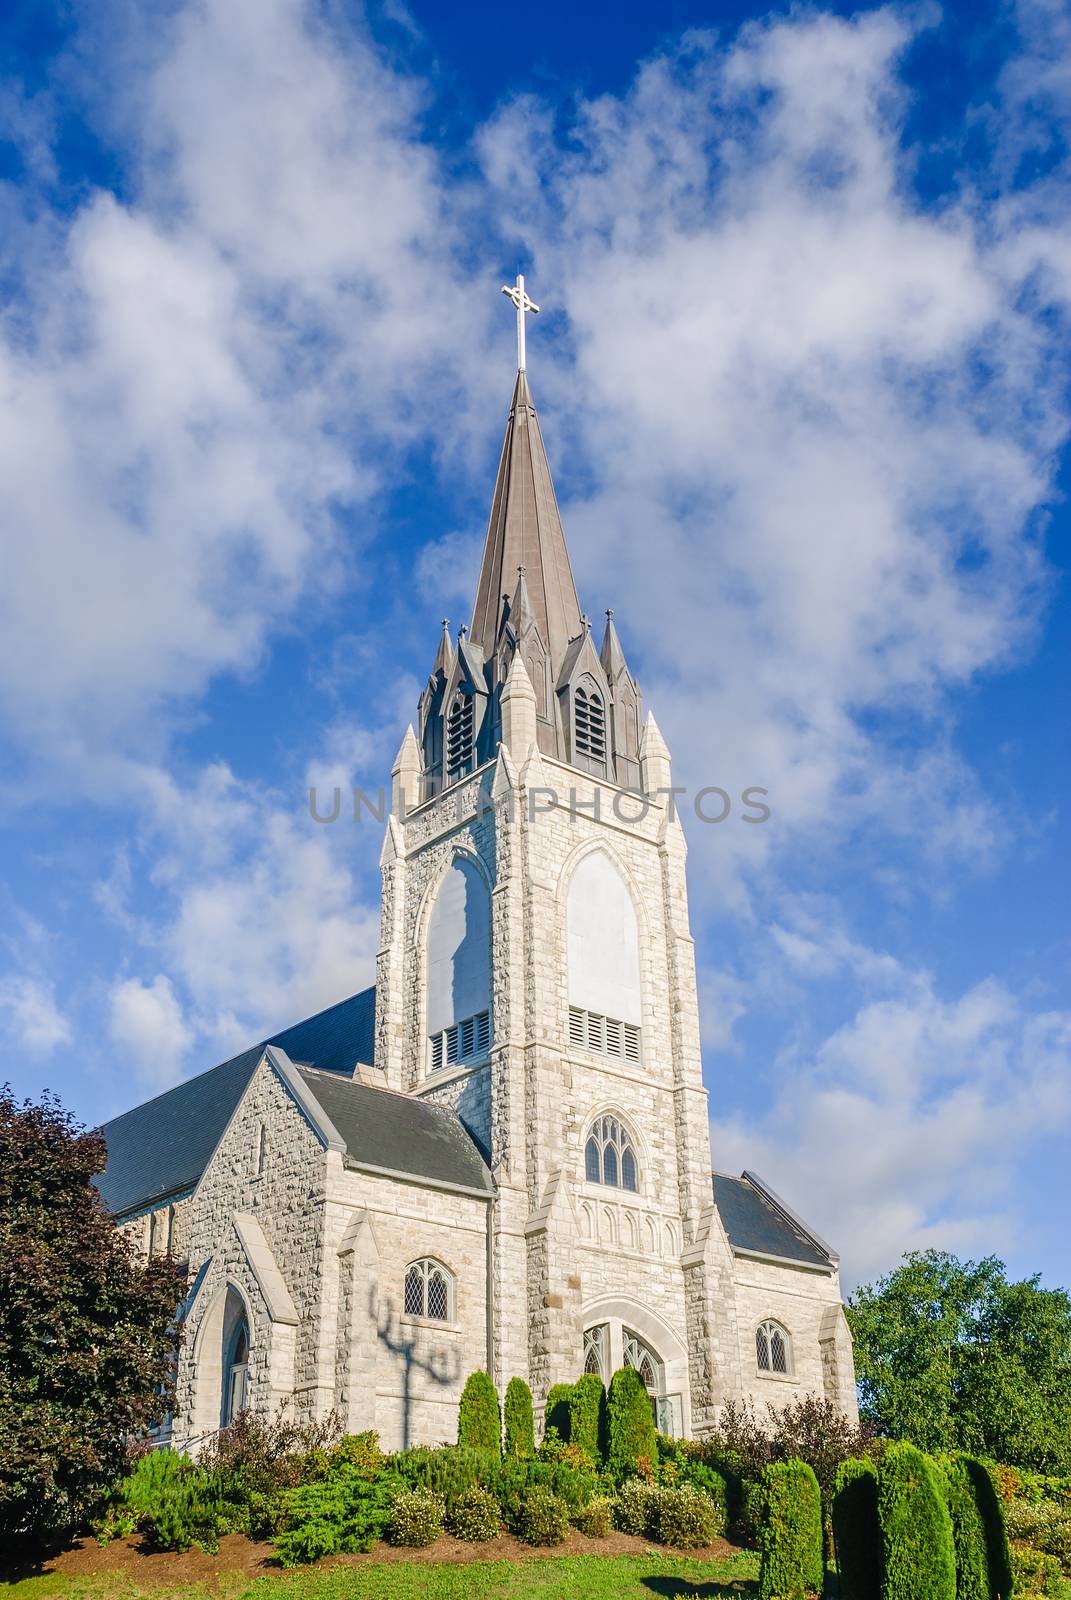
[501,274,540,372]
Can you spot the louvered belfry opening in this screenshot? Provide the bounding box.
[574,683,607,768]
[446,693,474,779]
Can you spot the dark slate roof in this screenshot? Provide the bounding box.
[296,1068,494,1195]
[712,1172,834,1269]
[96,987,376,1217]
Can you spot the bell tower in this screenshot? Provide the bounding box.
[372,280,744,1433]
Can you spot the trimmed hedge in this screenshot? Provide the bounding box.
[607,1366,658,1480]
[964,1458,1014,1600]
[759,1459,824,1600]
[568,1374,607,1464]
[457,1372,501,1453]
[544,1383,573,1442]
[504,1377,535,1460]
[877,1441,956,1600]
[832,1457,880,1600]
[945,1456,993,1600]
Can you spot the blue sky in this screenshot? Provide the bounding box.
[1,0,1068,1291]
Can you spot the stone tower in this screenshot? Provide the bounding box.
[372,355,745,1435]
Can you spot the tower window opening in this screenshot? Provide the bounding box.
[428,1008,491,1073]
[584,1114,640,1193]
[569,1006,641,1063]
[446,693,475,780]
[573,685,607,767]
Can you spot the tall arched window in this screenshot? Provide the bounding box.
[756,1320,792,1375]
[567,851,642,1060]
[573,680,607,773]
[446,692,474,781]
[583,1324,608,1377]
[584,1115,639,1192]
[404,1258,454,1321]
[220,1289,250,1427]
[425,857,492,1073]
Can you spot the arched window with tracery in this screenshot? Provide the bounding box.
[624,1329,663,1395]
[756,1319,791,1375]
[573,679,607,774]
[584,1114,639,1193]
[583,1324,608,1377]
[404,1258,454,1322]
[446,691,475,781]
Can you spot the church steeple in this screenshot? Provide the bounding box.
[469,368,583,673]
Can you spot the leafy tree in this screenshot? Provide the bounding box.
[848,1251,1071,1472]
[0,1086,184,1544]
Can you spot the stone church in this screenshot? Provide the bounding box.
[98,300,857,1451]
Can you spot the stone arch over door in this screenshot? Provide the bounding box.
[580,1294,691,1437]
[188,1278,256,1440]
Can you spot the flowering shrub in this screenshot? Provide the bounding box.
[518,1486,571,1546]
[656,1483,721,1549]
[614,1477,660,1536]
[574,1497,613,1537]
[450,1485,501,1542]
[386,1486,445,1547]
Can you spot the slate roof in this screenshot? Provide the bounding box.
[296,1067,494,1195]
[712,1171,835,1269]
[96,987,376,1217]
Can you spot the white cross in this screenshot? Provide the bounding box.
[501,274,540,372]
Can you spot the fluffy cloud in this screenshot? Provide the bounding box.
[0,975,73,1056]
[109,974,193,1088]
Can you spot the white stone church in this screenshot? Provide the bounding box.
[99,294,857,1451]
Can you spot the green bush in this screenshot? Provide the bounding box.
[486,1455,599,1532]
[568,1375,607,1465]
[657,1483,722,1549]
[614,1477,661,1535]
[394,1446,496,1517]
[832,1457,881,1600]
[943,1456,991,1600]
[607,1367,658,1480]
[457,1371,501,1453]
[574,1497,613,1537]
[966,1458,1014,1598]
[329,1432,383,1478]
[1011,1541,1065,1595]
[93,1449,191,1543]
[517,1486,571,1546]
[544,1384,573,1442]
[273,1468,404,1565]
[759,1459,824,1600]
[386,1486,445,1547]
[877,1441,956,1600]
[449,1485,501,1542]
[504,1378,535,1460]
[144,1472,226,1555]
[1006,1498,1071,1571]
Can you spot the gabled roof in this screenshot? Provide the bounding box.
[296,1067,494,1196]
[712,1171,836,1270]
[470,369,582,670]
[95,987,376,1218]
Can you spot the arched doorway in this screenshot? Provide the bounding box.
[580,1300,689,1437]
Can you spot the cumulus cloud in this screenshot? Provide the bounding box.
[0,975,73,1055]
[108,973,192,1086]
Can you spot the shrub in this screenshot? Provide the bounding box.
[273,1468,404,1565]
[518,1486,571,1546]
[450,1485,501,1542]
[607,1367,658,1481]
[759,1459,824,1600]
[1010,1542,1065,1596]
[943,1456,992,1600]
[614,1476,661,1536]
[457,1371,501,1453]
[657,1483,721,1549]
[144,1472,226,1555]
[329,1431,383,1478]
[487,1455,600,1532]
[676,1458,729,1532]
[877,1441,956,1600]
[394,1446,496,1517]
[544,1384,573,1442]
[568,1375,607,1464]
[832,1457,880,1600]
[387,1486,445,1547]
[93,1449,191,1543]
[574,1497,613,1537]
[504,1378,535,1460]
[1006,1499,1071,1570]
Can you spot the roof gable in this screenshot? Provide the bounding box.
[712,1171,835,1269]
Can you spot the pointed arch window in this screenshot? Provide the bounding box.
[573,680,607,773]
[584,1115,639,1193]
[404,1258,454,1322]
[756,1319,791,1375]
[623,1330,663,1395]
[446,692,475,781]
[583,1323,608,1377]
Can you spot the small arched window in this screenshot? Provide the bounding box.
[446,692,475,781]
[404,1258,454,1322]
[573,682,607,771]
[584,1115,639,1193]
[583,1324,608,1377]
[756,1319,791,1375]
[624,1329,663,1394]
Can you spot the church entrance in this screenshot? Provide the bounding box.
[220,1290,250,1428]
[582,1316,685,1437]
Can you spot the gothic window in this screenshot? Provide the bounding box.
[583,1324,608,1377]
[425,857,492,1073]
[573,679,607,772]
[756,1319,791,1375]
[567,852,642,1046]
[623,1329,663,1395]
[404,1258,454,1322]
[446,691,475,781]
[584,1115,640,1193]
[219,1288,250,1429]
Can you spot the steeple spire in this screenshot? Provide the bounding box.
[469,369,583,670]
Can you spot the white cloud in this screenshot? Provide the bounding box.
[0,975,73,1055]
[108,973,192,1085]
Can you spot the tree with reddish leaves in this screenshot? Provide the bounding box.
[0,1085,185,1545]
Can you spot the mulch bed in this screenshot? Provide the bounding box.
[4,1529,742,1584]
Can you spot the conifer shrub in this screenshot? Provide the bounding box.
[543,1383,574,1442]
[504,1377,535,1459]
[273,1468,404,1564]
[574,1496,613,1537]
[607,1366,658,1481]
[386,1486,445,1547]
[568,1374,607,1465]
[832,1456,881,1600]
[758,1459,824,1600]
[449,1485,502,1542]
[944,1456,995,1600]
[394,1446,495,1517]
[457,1371,501,1452]
[964,1458,1015,1598]
[657,1483,722,1549]
[486,1455,599,1531]
[877,1441,956,1600]
[518,1485,571,1545]
[614,1477,661,1535]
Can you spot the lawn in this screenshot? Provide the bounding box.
[6,1551,759,1600]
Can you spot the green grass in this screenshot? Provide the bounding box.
[6,1551,759,1600]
